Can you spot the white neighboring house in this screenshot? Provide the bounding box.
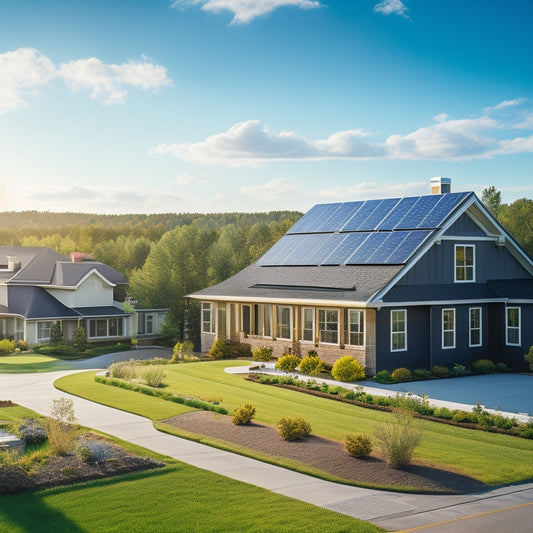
[0,246,163,345]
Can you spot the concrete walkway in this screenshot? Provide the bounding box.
[1,359,533,530]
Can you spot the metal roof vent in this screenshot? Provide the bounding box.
[431,177,451,194]
[7,256,21,272]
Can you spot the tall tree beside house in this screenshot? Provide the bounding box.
[72,326,88,353]
[498,198,533,257]
[50,321,63,345]
[481,186,502,216]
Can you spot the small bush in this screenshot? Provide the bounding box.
[432,365,449,378]
[0,339,16,356]
[376,411,423,469]
[331,356,366,382]
[109,361,137,380]
[449,363,470,377]
[452,410,478,424]
[345,433,373,457]
[391,367,412,383]
[72,327,88,353]
[277,417,312,441]
[524,346,533,371]
[372,369,394,384]
[413,368,433,380]
[298,354,324,376]
[50,321,64,345]
[46,398,78,456]
[209,339,252,359]
[140,365,166,387]
[253,345,273,362]
[471,359,496,374]
[433,407,454,420]
[77,440,117,463]
[15,340,29,352]
[275,354,300,372]
[232,403,256,425]
[171,340,195,362]
[17,418,47,444]
[495,362,510,373]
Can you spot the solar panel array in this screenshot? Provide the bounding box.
[258,192,471,267]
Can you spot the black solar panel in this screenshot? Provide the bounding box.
[346,232,390,264]
[386,230,432,263]
[377,196,419,230]
[322,232,370,265]
[316,202,363,232]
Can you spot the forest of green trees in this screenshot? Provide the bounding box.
[0,187,531,347]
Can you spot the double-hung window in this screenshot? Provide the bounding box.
[455,245,475,282]
[346,309,364,346]
[390,310,407,351]
[201,302,215,334]
[442,308,455,349]
[276,306,292,340]
[318,309,339,344]
[506,307,521,346]
[37,322,51,342]
[301,308,315,342]
[469,307,482,347]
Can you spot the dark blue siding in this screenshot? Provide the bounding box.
[398,240,529,285]
[444,213,486,237]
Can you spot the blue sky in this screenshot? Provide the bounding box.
[1,0,532,214]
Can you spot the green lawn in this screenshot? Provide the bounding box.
[0,405,380,533]
[55,360,533,486]
[0,354,74,373]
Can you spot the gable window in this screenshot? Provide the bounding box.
[455,245,475,282]
[301,308,315,342]
[276,305,292,340]
[37,322,52,342]
[442,308,456,349]
[469,307,482,347]
[318,309,339,344]
[345,309,364,346]
[506,306,521,346]
[391,310,407,351]
[201,302,215,334]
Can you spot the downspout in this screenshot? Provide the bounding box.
[429,306,433,370]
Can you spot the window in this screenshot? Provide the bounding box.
[455,245,475,282]
[391,310,407,351]
[346,309,364,346]
[145,314,154,334]
[201,303,215,334]
[37,322,51,342]
[301,308,315,342]
[469,307,482,347]
[506,307,521,346]
[242,305,251,335]
[318,309,339,344]
[252,304,272,336]
[442,308,455,349]
[89,318,123,338]
[276,306,292,339]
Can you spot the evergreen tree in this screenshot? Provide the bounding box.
[72,326,88,353]
[50,321,64,345]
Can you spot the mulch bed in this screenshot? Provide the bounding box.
[0,437,165,494]
[163,411,489,495]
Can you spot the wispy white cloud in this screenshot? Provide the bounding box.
[316,181,426,201]
[152,100,533,165]
[240,178,298,200]
[175,173,208,185]
[374,0,408,18]
[0,47,171,113]
[172,0,321,24]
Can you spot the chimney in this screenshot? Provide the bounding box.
[431,177,451,194]
[7,256,21,272]
[70,252,84,263]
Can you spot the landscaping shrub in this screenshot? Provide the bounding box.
[275,354,300,372]
[232,403,256,425]
[277,417,312,441]
[525,346,533,371]
[109,361,137,380]
[372,369,393,384]
[452,410,478,424]
[433,407,454,420]
[413,368,433,380]
[0,339,16,356]
[140,365,166,387]
[50,321,64,345]
[253,345,273,362]
[171,340,195,362]
[496,362,510,373]
[391,367,412,383]
[15,340,29,352]
[375,411,423,469]
[331,356,365,382]
[46,398,78,456]
[449,363,470,377]
[344,433,373,457]
[209,339,252,359]
[472,359,496,374]
[17,418,47,444]
[431,365,449,378]
[298,354,324,376]
[72,327,88,353]
[77,440,117,463]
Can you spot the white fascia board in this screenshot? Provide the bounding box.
[76,268,117,288]
[0,312,25,319]
[189,294,368,308]
[372,298,508,308]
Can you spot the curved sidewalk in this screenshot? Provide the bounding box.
[1,368,532,530]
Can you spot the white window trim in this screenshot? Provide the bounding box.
[469,307,482,347]
[442,308,456,349]
[37,321,52,343]
[454,244,476,283]
[88,318,124,339]
[506,306,521,346]
[276,305,293,341]
[201,302,215,335]
[301,307,315,343]
[346,309,365,347]
[318,308,340,345]
[390,309,407,352]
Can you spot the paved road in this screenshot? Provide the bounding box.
[1,357,533,531]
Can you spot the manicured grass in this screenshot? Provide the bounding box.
[0,354,73,373]
[55,361,533,486]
